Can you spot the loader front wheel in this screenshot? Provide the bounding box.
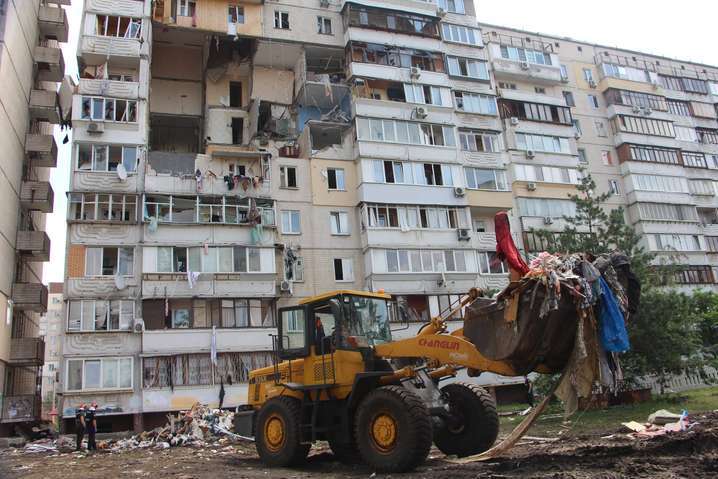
[434,382,499,458]
[354,386,432,473]
[255,397,310,467]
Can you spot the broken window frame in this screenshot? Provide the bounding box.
[81,96,137,123]
[347,42,445,73]
[67,300,134,332]
[154,246,266,274]
[274,10,290,29]
[279,165,297,188]
[95,15,142,39]
[357,118,456,147]
[317,16,333,35]
[66,357,133,392]
[85,246,134,277]
[327,168,346,190]
[69,193,137,222]
[143,195,276,226]
[346,4,440,38]
[458,130,502,153]
[333,258,354,282]
[76,144,139,172]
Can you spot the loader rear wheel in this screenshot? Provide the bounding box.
[434,382,499,458]
[354,386,432,473]
[255,397,310,467]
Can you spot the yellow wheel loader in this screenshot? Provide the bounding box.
[234,288,564,473]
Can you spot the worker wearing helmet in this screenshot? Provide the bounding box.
[75,403,86,451]
[86,402,98,451]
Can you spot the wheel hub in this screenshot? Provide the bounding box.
[264,414,286,452]
[370,413,397,453]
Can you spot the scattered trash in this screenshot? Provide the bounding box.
[623,409,697,438]
[648,409,683,425]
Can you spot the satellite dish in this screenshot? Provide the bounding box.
[114,275,127,290]
[117,163,128,181]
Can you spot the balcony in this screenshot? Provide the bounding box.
[12,283,49,312]
[38,5,69,43]
[20,181,54,213]
[34,45,65,82]
[25,134,58,167]
[9,338,45,366]
[1,395,41,423]
[80,36,141,66]
[29,90,60,123]
[491,58,563,85]
[79,79,139,99]
[16,231,51,262]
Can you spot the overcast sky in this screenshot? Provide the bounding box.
[42,0,718,282]
[475,0,718,66]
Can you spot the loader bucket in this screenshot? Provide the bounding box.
[462,279,579,375]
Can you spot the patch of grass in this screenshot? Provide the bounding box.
[499,386,718,438]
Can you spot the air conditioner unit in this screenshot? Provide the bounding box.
[410,66,421,79]
[87,122,104,134]
[519,61,530,70]
[643,107,653,116]
[132,318,145,334]
[588,80,597,89]
[453,186,466,197]
[457,228,471,241]
[437,7,447,17]
[320,0,330,7]
[279,280,292,293]
[414,106,428,119]
[543,216,554,225]
[632,105,642,114]
[526,150,536,159]
[527,182,537,191]
[510,117,520,126]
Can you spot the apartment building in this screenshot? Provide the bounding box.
[60,0,718,431]
[0,1,68,434]
[38,283,64,419]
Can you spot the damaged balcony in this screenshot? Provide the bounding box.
[295,47,350,119]
[25,133,58,167]
[16,230,51,262]
[20,181,54,213]
[9,338,45,366]
[79,79,139,99]
[38,4,69,42]
[298,121,353,159]
[34,42,65,82]
[29,89,60,123]
[11,283,49,312]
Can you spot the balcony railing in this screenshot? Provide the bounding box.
[25,134,58,167]
[29,90,60,123]
[1,395,41,423]
[34,44,65,82]
[38,5,69,43]
[20,181,54,213]
[16,230,51,262]
[9,338,45,366]
[12,283,49,313]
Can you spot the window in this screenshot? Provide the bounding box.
[330,212,350,235]
[632,174,688,193]
[447,56,489,80]
[517,197,577,218]
[454,92,498,115]
[442,24,482,46]
[81,97,137,123]
[334,258,353,282]
[601,63,651,83]
[157,246,190,273]
[689,179,715,195]
[95,15,142,39]
[499,82,517,90]
[317,16,332,35]
[67,300,134,332]
[499,45,550,65]
[347,4,440,38]
[327,168,345,190]
[514,164,581,184]
[403,83,451,106]
[358,118,455,147]
[583,68,594,83]
[143,195,275,226]
[603,89,667,111]
[459,130,501,152]
[572,119,582,137]
[698,128,718,144]
[637,203,698,222]
[578,148,588,164]
[288,257,304,282]
[601,150,613,166]
[382,249,470,273]
[498,99,572,125]
[228,5,245,24]
[706,236,718,253]
[150,247,269,274]
[77,144,138,173]
[625,144,681,165]
[588,94,599,109]
[366,205,467,230]
[669,266,714,285]
[348,42,445,72]
[515,133,571,154]
[279,166,297,188]
[365,160,454,187]
[560,64,569,81]
[66,357,132,391]
[438,0,465,14]
[562,91,575,107]
[612,115,675,137]
[682,152,708,168]
[534,87,546,94]
[70,193,137,222]
[177,0,196,17]
[675,126,698,142]
[229,82,242,108]
[85,247,134,276]
[659,75,709,94]
[667,99,692,117]
[595,120,607,137]
[609,179,621,195]
[274,11,289,29]
[231,118,243,144]
[464,168,508,191]
[478,252,507,274]
[281,210,301,234]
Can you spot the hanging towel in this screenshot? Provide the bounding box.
[597,277,630,353]
[187,270,200,289]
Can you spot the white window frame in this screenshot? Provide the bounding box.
[95,15,142,39]
[81,96,138,123]
[383,249,470,273]
[177,0,196,17]
[76,144,139,173]
[274,11,289,29]
[279,165,297,188]
[442,23,482,46]
[330,211,350,235]
[458,130,501,153]
[281,210,301,234]
[447,56,489,81]
[69,193,137,222]
[609,179,621,195]
[464,168,509,191]
[327,168,346,191]
[85,247,134,277]
[478,251,508,274]
[588,94,600,109]
[333,258,354,282]
[66,357,133,392]
[228,4,245,24]
[317,16,332,35]
[454,91,498,115]
[67,300,134,332]
[357,118,456,148]
[515,133,571,154]
[438,0,465,14]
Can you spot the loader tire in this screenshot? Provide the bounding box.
[354,385,432,473]
[434,382,499,457]
[255,397,310,467]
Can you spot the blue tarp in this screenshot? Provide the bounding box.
[597,277,630,352]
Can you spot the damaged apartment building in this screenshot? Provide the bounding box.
[62,0,718,431]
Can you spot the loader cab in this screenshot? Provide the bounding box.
[277,290,395,360]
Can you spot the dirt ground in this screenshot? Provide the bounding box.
[2,411,717,479]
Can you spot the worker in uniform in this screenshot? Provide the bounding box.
[86,402,98,451]
[74,403,86,451]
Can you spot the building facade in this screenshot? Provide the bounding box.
[38,282,63,419]
[60,0,718,431]
[0,1,68,434]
